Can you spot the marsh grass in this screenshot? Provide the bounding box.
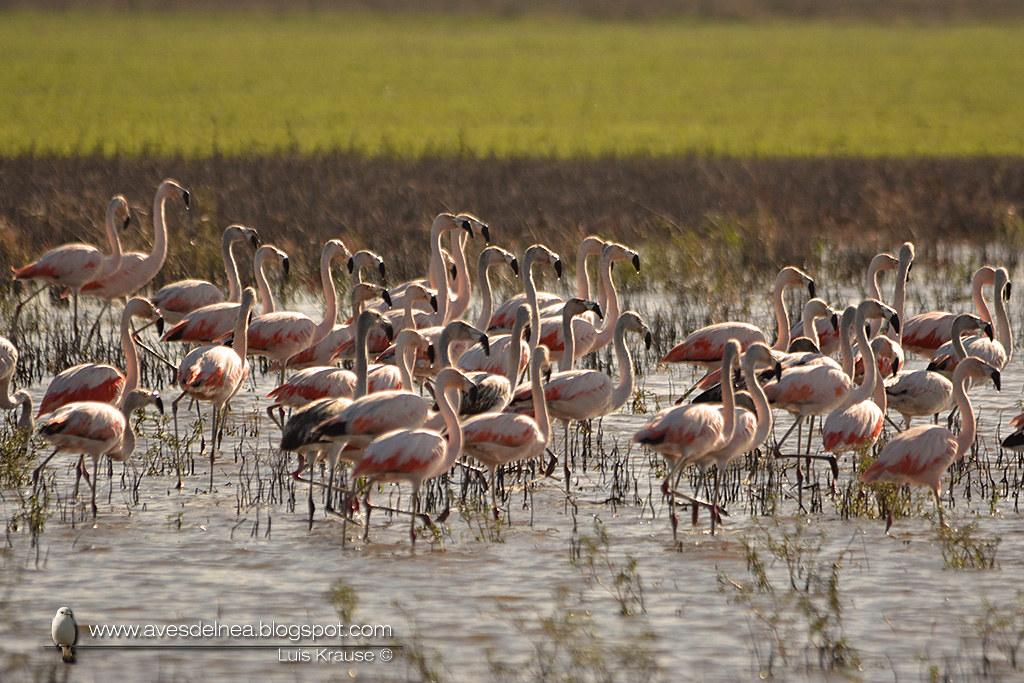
[939,522,1001,571]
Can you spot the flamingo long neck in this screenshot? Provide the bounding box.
[254,253,277,315]
[0,373,20,411]
[311,251,340,347]
[432,255,451,327]
[972,267,995,324]
[742,355,774,448]
[354,315,373,398]
[233,302,251,360]
[475,258,495,331]
[560,308,577,370]
[524,253,542,354]
[847,310,876,407]
[992,274,1012,363]
[771,274,792,352]
[398,344,416,392]
[120,306,141,396]
[223,232,243,303]
[952,326,969,361]
[431,382,465,479]
[506,314,527,385]
[427,216,449,293]
[889,252,911,343]
[801,306,821,348]
[575,240,598,302]
[402,294,417,332]
[593,255,621,348]
[447,230,472,321]
[953,374,976,460]
[143,182,172,273]
[838,309,854,378]
[531,355,551,445]
[720,350,738,445]
[102,200,124,278]
[610,322,636,412]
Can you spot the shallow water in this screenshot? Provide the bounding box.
[3,258,1024,682]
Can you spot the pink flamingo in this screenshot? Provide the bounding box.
[632,341,737,540]
[534,242,638,368]
[0,336,34,450]
[885,314,991,429]
[862,356,1000,530]
[662,266,815,398]
[488,235,604,331]
[348,249,387,285]
[286,282,393,370]
[928,267,1012,376]
[80,179,190,335]
[151,224,260,324]
[901,265,996,359]
[37,297,162,417]
[458,302,531,382]
[350,367,476,545]
[243,240,350,378]
[821,303,889,460]
[161,244,287,345]
[462,345,553,519]
[34,389,162,517]
[12,194,131,343]
[329,284,426,364]
[171,287,257,489]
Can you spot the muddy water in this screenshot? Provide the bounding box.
[3,260,1024,682]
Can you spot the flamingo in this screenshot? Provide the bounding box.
[821,303,890,460]
[34,388,163,517]
[928,267,1012,376]
[171,287,257,489]
[885,314,991,429]
[243,240,351,378]
[901,265,996,359]
[1000,412,1024,452]
[534,242,638,368]
[461,344,553,520]
[350,367,476,545]
[444,213,492,322]
[662,266,815,397]
[488,235,604,331]
[12,194,131,343]
[151,224,260,324]
[37,297,162,417]
[80,179,190,335]
[632,341,738,540]
[161,244,287,345]
[458,302,531,381]
[266,306,401,426]
[285,282,394,369]
[862,357,1000,529]
[0,336,34,451]
[348,249,387,285]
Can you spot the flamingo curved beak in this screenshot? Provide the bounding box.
[643,329,653,349]
[156,317,165,337]
[632,254,641,273]
[182,190,191,210]
[382,289,392,308]
[249,232,261,249]
[554,258,563,279]
[429,293,438,312]
[154,396,165,415]
[888,313,900,335]
[510,257,519,276]
[282,256,290,276]
[807,279,816,298]
[378,261,387,281]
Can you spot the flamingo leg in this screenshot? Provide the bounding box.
[711,468,722,536]
[209,404,219,490]
[171,391,189,489]
[84,299,111,348]
[72,291,80,348]
[410,489,419,546]
[11,284,46,342]
[31,447,61,489]
[90,455,100,518]
[934,489,947,529]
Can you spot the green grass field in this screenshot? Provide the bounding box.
[3,10,1024,157]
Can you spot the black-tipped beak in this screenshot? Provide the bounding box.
[807,280,816,298]
[427,344,435,364]
[889,313,900,335]
[993,370,1002,392]
[984,322,995,341]
[156,317,165,337]
[644,330,652,349]
[429,294,438,312]
[347,257,355,274]
[773,361,783,380]
[523,324,531,341]
[510,257,519,276]
[383,320,394,342]
[449,263,458,280]
[382,289,392,308]
[481,224,490,244]
[154,396,165,414]
[182,190,191,210]
[379,262,387,281]
[590,303,604,320]
[123,214,131,229]
[480,334,491,356]
[1006,282,1012,301]
[632,254,641,273]
[554,259,563,279]
[282,256,290,276]
[460,219,473,237]
[249,233,261,248]
[830,312,839,330]
[907,262,914,281]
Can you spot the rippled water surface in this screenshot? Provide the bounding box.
[3,256,1024,682]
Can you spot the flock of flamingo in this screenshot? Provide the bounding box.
[1,177,1020,545]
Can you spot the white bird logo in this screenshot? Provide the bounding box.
[50,606,78,663]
